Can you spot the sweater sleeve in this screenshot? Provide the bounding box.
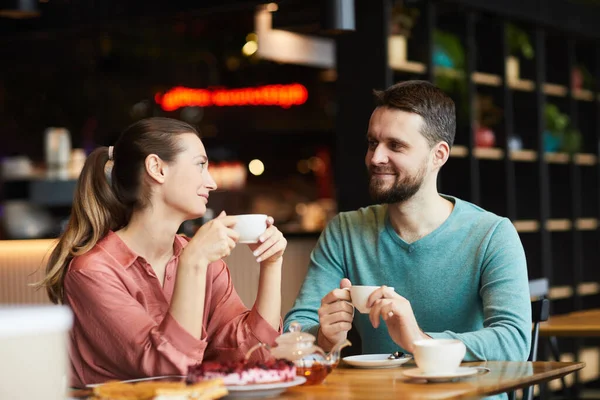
[283,215,347,337]
[427,218,532,361]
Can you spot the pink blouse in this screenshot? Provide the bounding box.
[64,231,280,387]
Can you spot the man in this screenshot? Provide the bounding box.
[284,80,531,362]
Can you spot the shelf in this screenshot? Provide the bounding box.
[391,61,599,102]
[514,219,598,232]
[473,72,502,86]
[574,153,597,166]
[548,282,600,300]
[449,145,468,158]
[473,147,504,159]
[546,219,572,231]
[544,83,569,97]
[514,220,540,232]
[508,151,596,165]
[576,218,598,230]
[574,89,595,101]
[510,150,538,162]
[545,152,570,164]
[392,63,504,87]
[510,80,579,98]
[390,60,427,74]
[449,148,596,164]
[509,79,535,92]
[549,285,573,300]
[577,282,600,296]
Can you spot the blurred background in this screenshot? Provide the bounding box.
[2,1,600,396]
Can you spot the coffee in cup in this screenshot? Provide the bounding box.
[412,338,466,374]
[232,214,268,244]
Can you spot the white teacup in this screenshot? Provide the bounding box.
[233,214,268,244]
[0,305,73,400]
[412,338,466,375]
[349,285,395,314]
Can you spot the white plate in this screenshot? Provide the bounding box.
[224,376,306,398]
[342,354,413,369]
[402,366,480,382]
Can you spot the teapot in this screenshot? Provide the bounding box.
[245,321,351,385]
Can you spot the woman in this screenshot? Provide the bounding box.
[37,117,287,387]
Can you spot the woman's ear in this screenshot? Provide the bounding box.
[145,154,167,184]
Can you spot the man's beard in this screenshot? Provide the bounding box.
[368,164,427,204]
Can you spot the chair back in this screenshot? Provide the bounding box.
[528,278,550,362]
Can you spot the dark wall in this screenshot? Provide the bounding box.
[453,0,600,38]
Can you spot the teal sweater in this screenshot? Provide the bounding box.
[284,196,532,362]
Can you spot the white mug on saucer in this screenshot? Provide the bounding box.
[412,338,466,375]
[232,214,268,244]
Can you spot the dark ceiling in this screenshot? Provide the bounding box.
[0,0,266,38]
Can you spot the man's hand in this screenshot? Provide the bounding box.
[367,286,430,352]
[317,278,354,351]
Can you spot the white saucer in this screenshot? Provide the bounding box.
[342,354,413,369]
[402,367,479,382]
[224,376,306,398]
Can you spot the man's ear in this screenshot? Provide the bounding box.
[432,141,450,169]
[145,154,167,184]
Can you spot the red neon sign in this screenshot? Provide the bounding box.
[154,83,308,111]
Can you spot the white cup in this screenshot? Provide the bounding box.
[0,305,73,400]
[233,214,268,244]
[349,285,394,314]
[412,339,466,375]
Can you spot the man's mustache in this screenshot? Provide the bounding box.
[369,167,397,175]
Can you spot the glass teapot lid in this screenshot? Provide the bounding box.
[275,321,316,348]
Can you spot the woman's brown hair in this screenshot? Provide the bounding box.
[36,117,200,303]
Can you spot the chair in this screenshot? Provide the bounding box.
[510,278,570,400]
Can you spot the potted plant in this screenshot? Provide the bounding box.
[506,23,534,82]
[544,104,582,154]
[388,1,420,65]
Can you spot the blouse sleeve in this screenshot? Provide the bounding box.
[202,260,282,363]
[64,267,208,380]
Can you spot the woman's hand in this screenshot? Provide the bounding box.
[247,216,287,266]
[180,211,239,268]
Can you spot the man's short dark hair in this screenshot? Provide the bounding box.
[373,80,456,148]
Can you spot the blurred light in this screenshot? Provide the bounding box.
[246,32,258,42]
[242,40,258,56]
[180,106,204,124]
[297,160,310,174]
[225,56,241,71]
[296,203,307,215]
[155,83,308,111]
[308,156,325,173]
[248,159,265,176]
[266,2,278,12]
[0,0,39,18]
[130,100,150,119]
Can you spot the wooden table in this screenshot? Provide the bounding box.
[273,361,584,399]
[539,309,600,337]
[70,361,583,400]
[537,308,600,400]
